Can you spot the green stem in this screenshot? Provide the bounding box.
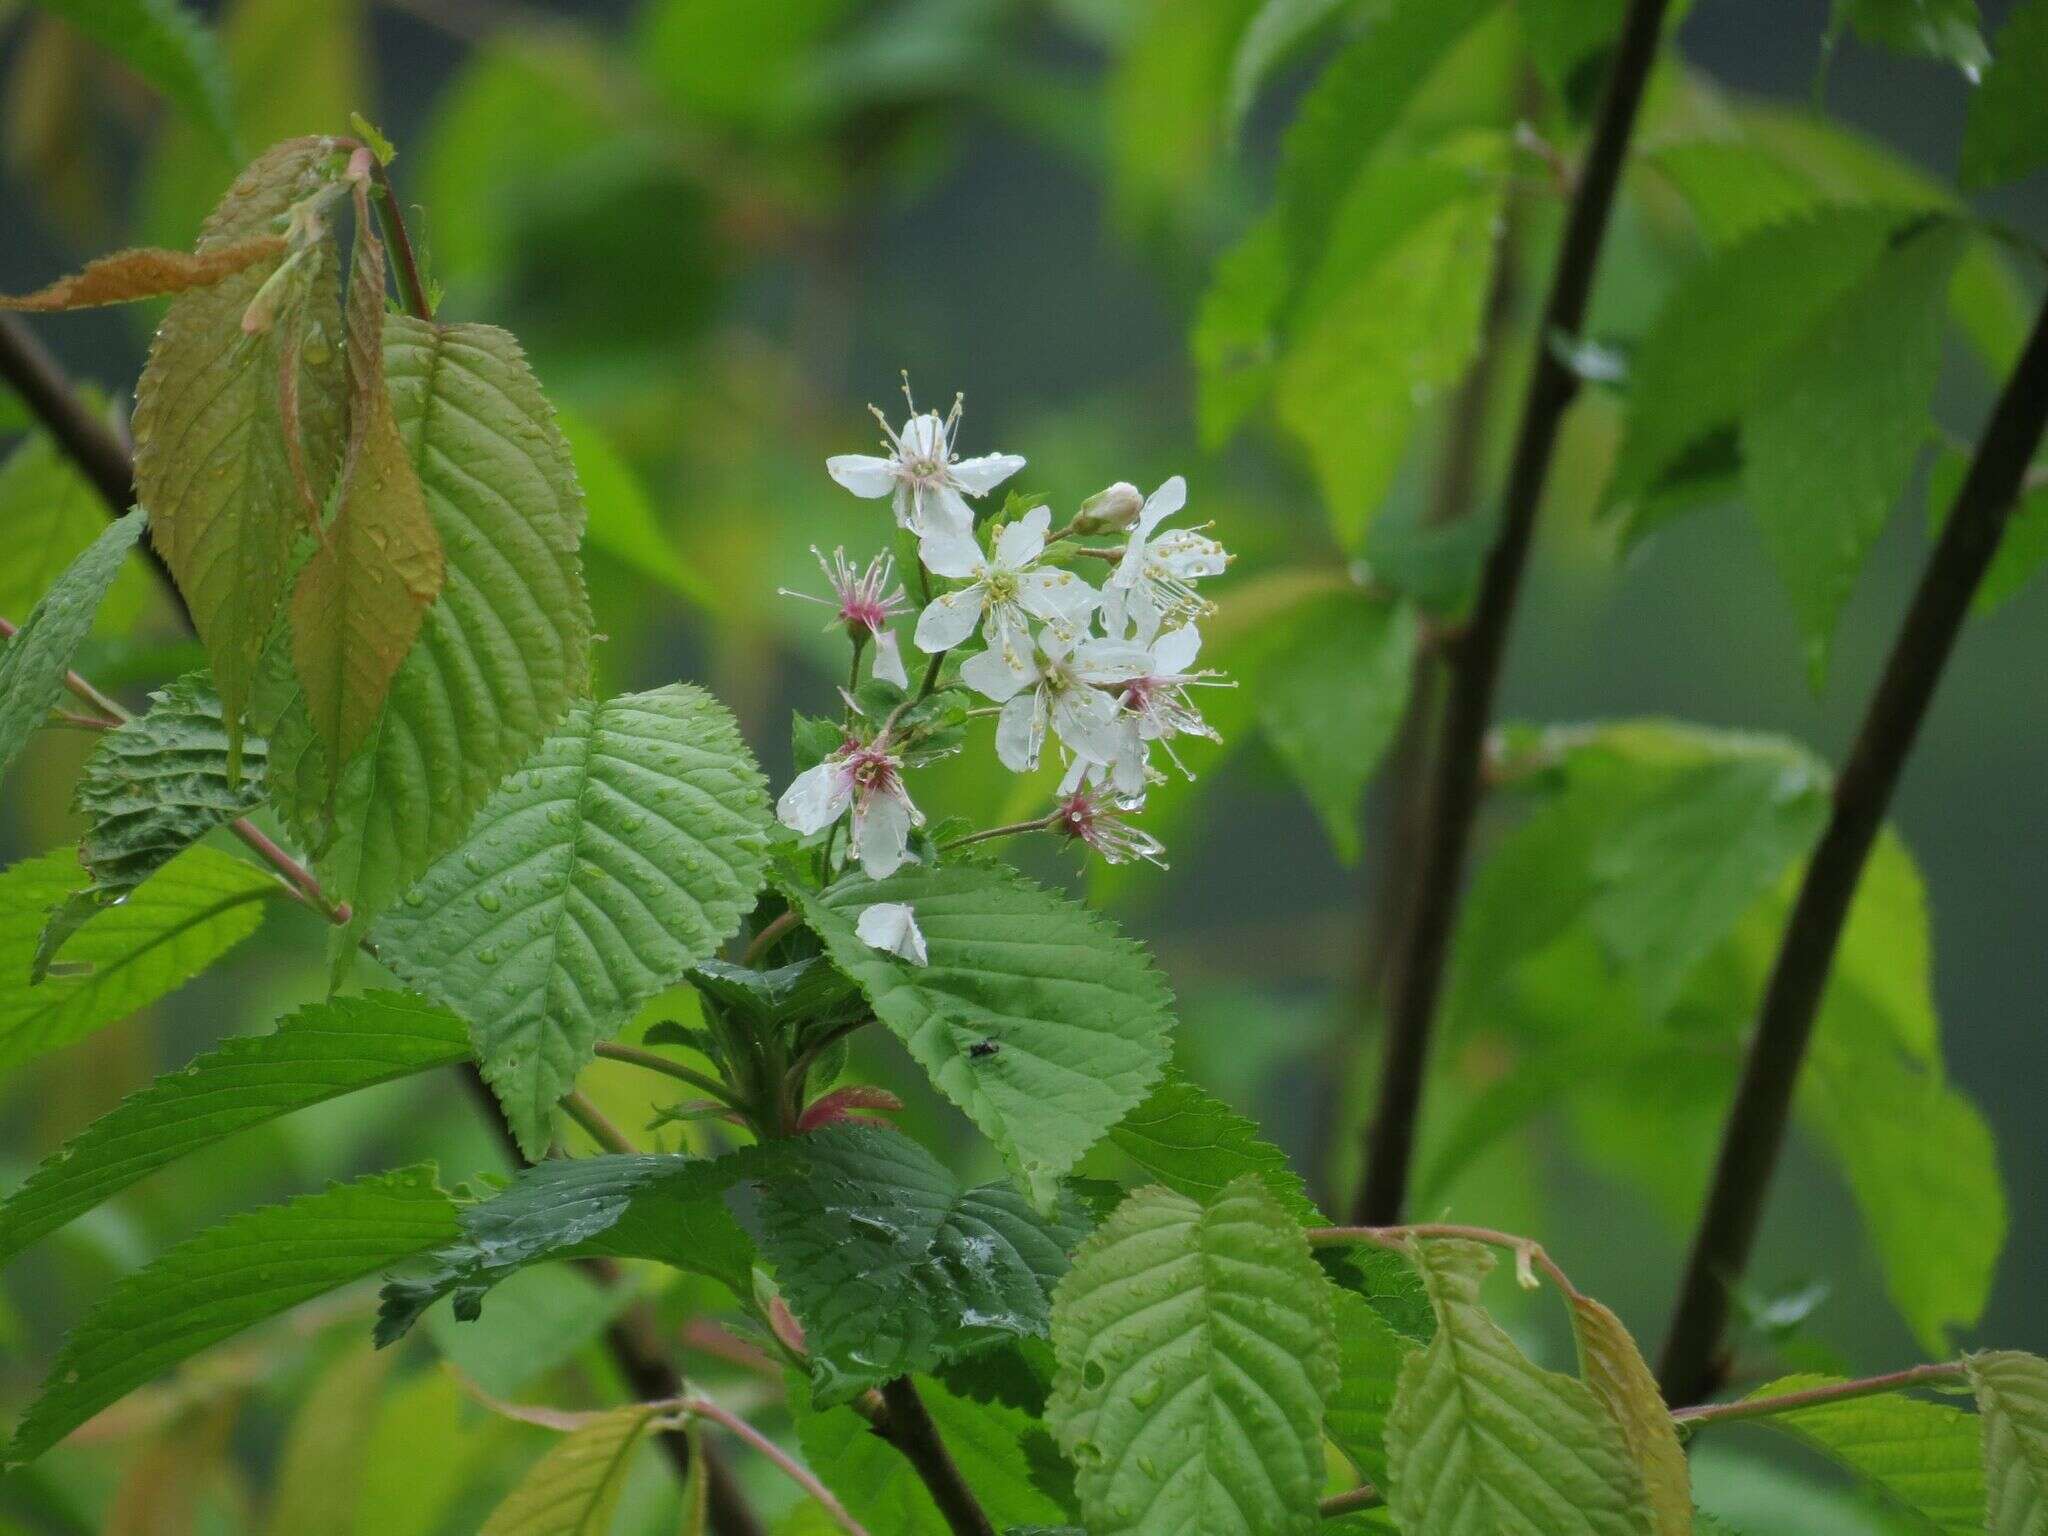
[1319,1484,1383,1519]
[365,154,434,321]
[939,813,1059,852]
[593,1042,747,1110]
[561,1091,638,1155]
[1307,1221,1580,1298]
[745,909,800,966]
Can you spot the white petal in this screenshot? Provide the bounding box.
[1016,567,1098,633]
[776,762,852,834]
[1152,623,1201,674]
[827,454,898,498]
[917,524,985,580]
[891,482,918,530]
[1071,639,1152,685]
[1051,686,1122,765]
[900,413,947,458]
[855,901,928,965]
[1098,581,1133,640]
[1136,474,1187,536]
[870,628,909,688]
[1154,528,1227,579]
[961,644,1030,702]
[854,791,914,879]
[1108,719,1149,797]
[993,504,1051,568]
[985,604,1039,680]
[915,586,986,653]
[995,690,1046,773]
[912,484,976,540]
[950,452,1026,496]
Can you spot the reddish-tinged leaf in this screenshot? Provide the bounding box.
[1,239,287,310]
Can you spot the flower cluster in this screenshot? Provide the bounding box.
[778,383,1230,949]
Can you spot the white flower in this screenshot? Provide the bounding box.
[855,902,928,965]
[961,629,1150,775]
[826,388,1024,539]
[914,506,1098,674]
[776,740,924,880]
[1055,788,1167,868]
[1102,475,1227,642]
[1118,623,1228,779]
[779,546,912,688]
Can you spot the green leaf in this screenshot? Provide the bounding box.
[372,684,769,1156]
[59,671,268,921]
[290,187,443,775]
[273,314,593,938]
[1252,585,1417,861]
[1832,0,1989,74]
[744,1125,1090,1405]
[1224,0,1348,134]
[0,844,273,1077]
[1385,1239,1651,1536]
[0,427,131,623]
[1967,1351,2048,1536]
[556,407,717,611]
[1570,1295,1692,1536]
[1103,1066,1320,1223]
[1191,213,1290,449]
[1047,1178,1338,1536]
[0,510,145,781]
[792,1372,1077,1536]
[1742,1373,1982,1534]
[1926,447,2048,616]
[479,1405,661,1536]
[134,139,348,754]
[6,1166,457,1464]
[1325,1283,1418,1488]
[1607,207,1902,538]
[0,991,468,1264]
[376,1152,758,1343]
[29,0,234,153]
[263,1339,393,1536]
[1106,0,1261,235]
[1962,0,2048,187]
[1742,219,1967,682]
[780,857,1174,1210]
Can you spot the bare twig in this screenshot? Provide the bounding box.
[1353,0,1672,1225]
[855,1378,997,1536]
[1656,293,2048,1407]
[1670,1361,1966,1429]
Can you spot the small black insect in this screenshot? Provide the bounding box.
[968,1039,1001,1059]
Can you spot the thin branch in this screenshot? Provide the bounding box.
[593,1042,747,1109]
[1670,1361,1966,1430]
[684,1395,874,1536]
[939,812,1059,851]
[744,909,799,966]
[1656,292,2048,1407]
[1352,0,1672,1225]
[1320,1483,1384,1519]
[561,1090,638,1155]
[1308,1221,1581,1299]
[365,153,434,321]
[857,1378,997,1536]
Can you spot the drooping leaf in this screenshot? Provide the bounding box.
[289,180,442,774]
[1047,1178,1338,1536]
[1251,585,1417,861]
[1967,1351,2048,1536]
[376,1152,759,1343]
[6,1166,458,1463]
[0,510,145,781]
[0,844,274,1077]
[1741,218,1967,682]
[1325,1283,1418,1488]
[780,857,1174,1210]
[1384,1239,1651,1536]
[1103,1066,1320,1222]
[742,1125,1091,1405]
[1926,447,2048,616]
[134,138,349,755]
[0,991,468,1263]
[27,0,235,153]
[272,314,592,937]
[1742,1373,1982,1534]
[0,237,284,309]
[372,684,769,1156]
[1961,0,2048,188]
[1831,0,1988,75]
[478,1405,660,1536]
[1570,1295,1692,1536]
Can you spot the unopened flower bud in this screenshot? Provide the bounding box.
[1072,481,1144,535]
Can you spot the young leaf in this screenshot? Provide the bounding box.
[1047,1177,1338,1536]
[0,238,286,310]
[1741,219,1967,682]
[780,857,1174,1210]
[5,1166,458,1464]
[372,684,770,1156]
[0,510,145,780]
[1741,1372,1982,1533]
[28,0,235,154]
[133,137,349,754]
[270,314,592,935]
[1966,1351,2048,1536]
[1104,1066,1320,1222]
[1385,1239,1651,1536]
[1961,0,2048,188]
[1570,1296,1692,1536]
[742,1125,1091,1405]
[478,1404,661,1536]
[376,1152,760,1343]
[289,179,443,773]
[0,991,469,1264]
[0,844,273,1077]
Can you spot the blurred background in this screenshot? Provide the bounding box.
[0,0,2042,1530]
